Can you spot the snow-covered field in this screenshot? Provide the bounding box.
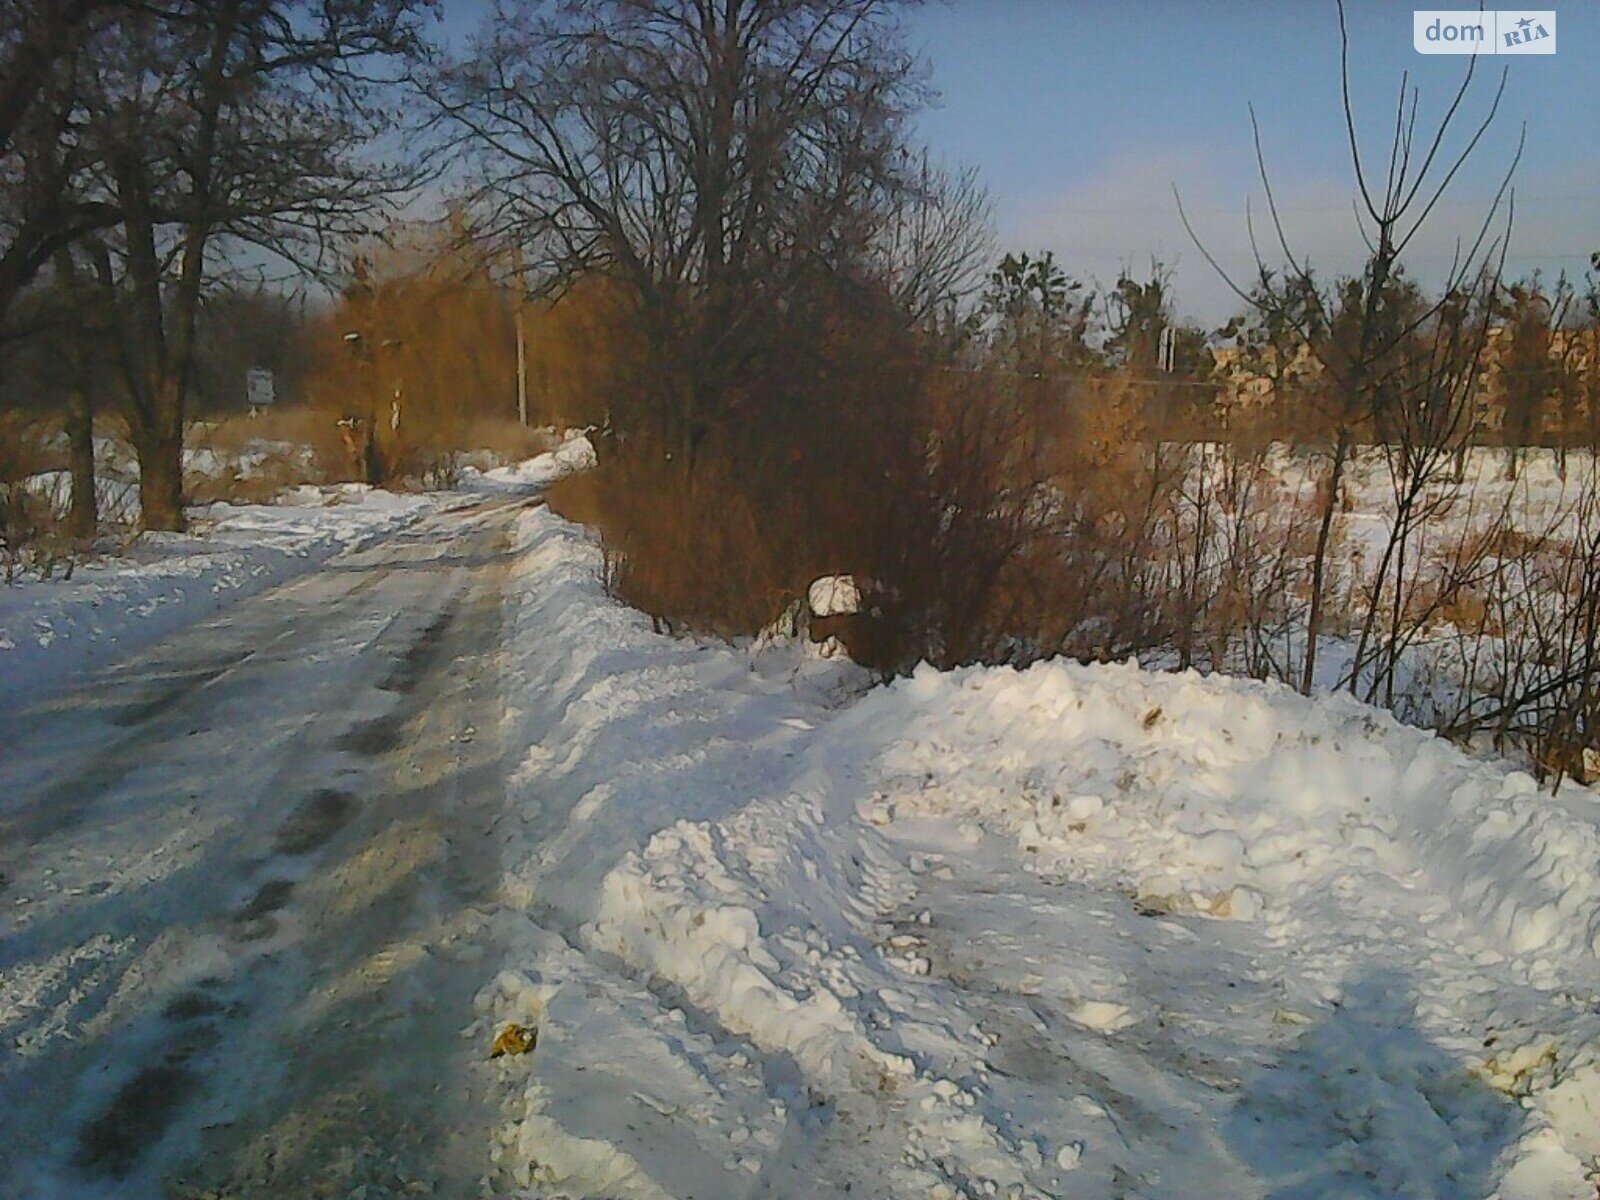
[4,432,1599,1197]
[476,502,1600,1199]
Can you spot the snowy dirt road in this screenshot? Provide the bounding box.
[0,495,534,1200]
[5,483,1600,1200]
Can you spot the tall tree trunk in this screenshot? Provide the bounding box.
[65,373,96,538]
[107,1,237,533]
[136,395,185,531]
[1300,429,1350,694]
[55,247,96,539]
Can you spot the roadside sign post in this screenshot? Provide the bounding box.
[247,367,276,416]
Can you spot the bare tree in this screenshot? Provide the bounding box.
[75,0,428,529]
[434,0,929,465]
[1180,0,1519,694]
[1342,268,1509,708]
[871,153,993,334]
[0,0,117,156]
[52,242,105,538]
[0,0,125,331]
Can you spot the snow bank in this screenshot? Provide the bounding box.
[487,504,1600,1197]
[19,469,140,526]
[487,513,1048,1196]
[458,429,596,493]
[482,509,928,1196]
[830,659,1600,1194]
[845,659,1600,972]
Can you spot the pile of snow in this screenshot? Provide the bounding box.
[180,438,316,483]
[17,469,140,526]
[20,435,321,529]
[839,661,1600,1189]
[459,429,596,493]
[480,505,1600,1199]
[849,660,1600,968]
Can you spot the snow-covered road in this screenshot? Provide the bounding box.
[1,495,534,1199]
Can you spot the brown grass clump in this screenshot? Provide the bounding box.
[0,412,78,578]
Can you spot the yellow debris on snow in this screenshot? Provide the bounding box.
[490,1022,536,1059]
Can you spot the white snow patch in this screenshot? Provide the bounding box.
[458,429,596,493]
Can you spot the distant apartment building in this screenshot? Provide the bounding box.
[1473,325,1599,434]
[1210,324,1600,438]
[1209,342,1321,408]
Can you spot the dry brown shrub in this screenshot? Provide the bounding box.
[520,276,644,431]
[1428,586,1495,637]
[451,417,556,462]
[298,229,522,479]
[0,412,78,577]
[552,443,788,637]
[542,283,934,667]
[1479,527,1550,560]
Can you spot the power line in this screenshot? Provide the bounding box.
[1036,196,1597,216]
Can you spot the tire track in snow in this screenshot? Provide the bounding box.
[0,497,528,1199]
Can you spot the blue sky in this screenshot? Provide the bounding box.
[906,1,1597,322]
[439,2,1598,324]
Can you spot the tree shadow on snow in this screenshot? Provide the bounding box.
[1223,968,1522,1200]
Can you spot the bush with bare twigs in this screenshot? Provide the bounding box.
[0,413,78,581]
